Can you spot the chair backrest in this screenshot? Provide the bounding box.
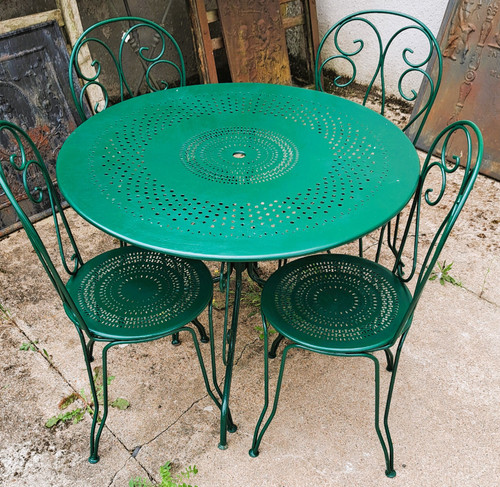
[389,120,482,337]
[0,120,90,334]
[69,16,186,121]
[315,10,442,144]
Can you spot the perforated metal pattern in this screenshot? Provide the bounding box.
[66,247,212,340]
[181,127,298,185]
[261,254,411,352]
[58,83,420,261]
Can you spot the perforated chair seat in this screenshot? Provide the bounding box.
[261,254,412,353]
[65,246,213,341]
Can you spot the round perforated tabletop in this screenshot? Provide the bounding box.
[57,83,420,262]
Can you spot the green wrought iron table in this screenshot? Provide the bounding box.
[57,82,420,449]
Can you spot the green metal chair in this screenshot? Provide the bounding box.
[313,9,444,262]
[69,16,186,121]
[69,16,188,335]
[315,10,442,144]
[0,120,229,463]
[249,120,483,477]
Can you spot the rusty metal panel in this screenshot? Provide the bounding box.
[0,20,82,237]
[410,0,500,180]
[217,0,292,84]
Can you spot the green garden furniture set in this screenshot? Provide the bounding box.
[0,11,483,479]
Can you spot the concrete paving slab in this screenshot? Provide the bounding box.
[0,165,498,486]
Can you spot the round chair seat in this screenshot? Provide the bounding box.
[65,246,213,340]
[261,254,412,353]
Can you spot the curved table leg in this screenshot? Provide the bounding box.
[218,262,245,449]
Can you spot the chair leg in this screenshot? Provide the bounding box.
[375,224,386,263]
[192,317,209,343]
[250,320,295,457]
[87,342,114,464]
[76,330,101,463]
[382,337,406,478]
[173,316,209,345]
[384,348,394,371]
[182,325,235,434]
[87,338,96,362]
[365,352,397,478]
[268,333,285,359]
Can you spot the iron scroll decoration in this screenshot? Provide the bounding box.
[0,121,83,278]
[69,17,186,121]
[315,10,443,144]
[390,121,482,335]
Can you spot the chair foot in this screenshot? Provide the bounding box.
[269,333,284,359]
[88,455,100,464]
[171,333,181,346]
[228,424,237,433]
[192,318,210,343]
[385,469,396,478]
[218,442,228,450]
[249,448,259,458]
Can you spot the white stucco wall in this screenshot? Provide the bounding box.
[315,0,449,95]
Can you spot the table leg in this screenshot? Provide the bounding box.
[218,261,245,449]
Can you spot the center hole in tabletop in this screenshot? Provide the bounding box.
[233,151,246,159]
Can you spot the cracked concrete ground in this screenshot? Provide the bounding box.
[0,150,499,486]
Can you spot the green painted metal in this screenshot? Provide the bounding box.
[0,120,224,463]
[69,16,186,121]
[315,10,443,259]
[57,82,420,262]
[315,10,443,144]
[57,82,420,450]
[249,121,483,477]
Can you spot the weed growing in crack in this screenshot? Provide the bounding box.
[429,261,462,287]
[20,340,38,351]
[129,461,198,487]
[0,302,13,324]
[479,268,491,298]
[254,325,277,341]
[45,366,129,428]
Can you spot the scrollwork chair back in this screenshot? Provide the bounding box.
[315,10,442,144]
[69,16,186,121]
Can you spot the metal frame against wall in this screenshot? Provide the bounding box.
[410,0,500,180]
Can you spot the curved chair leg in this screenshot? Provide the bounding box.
[382,336,406,478]
[76,327,106,463]
[87,341,114,464]
[171,319,208,345]
[86,338,96,362]
[250,322,295,457]
[365,350,399,478]
[76,329,103,463]
[247,261,266,287]
[192,317,209,343]
[384,348,394,371]
[182,325,235,434]
[375,224,386,263]
[268,333,285,359]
